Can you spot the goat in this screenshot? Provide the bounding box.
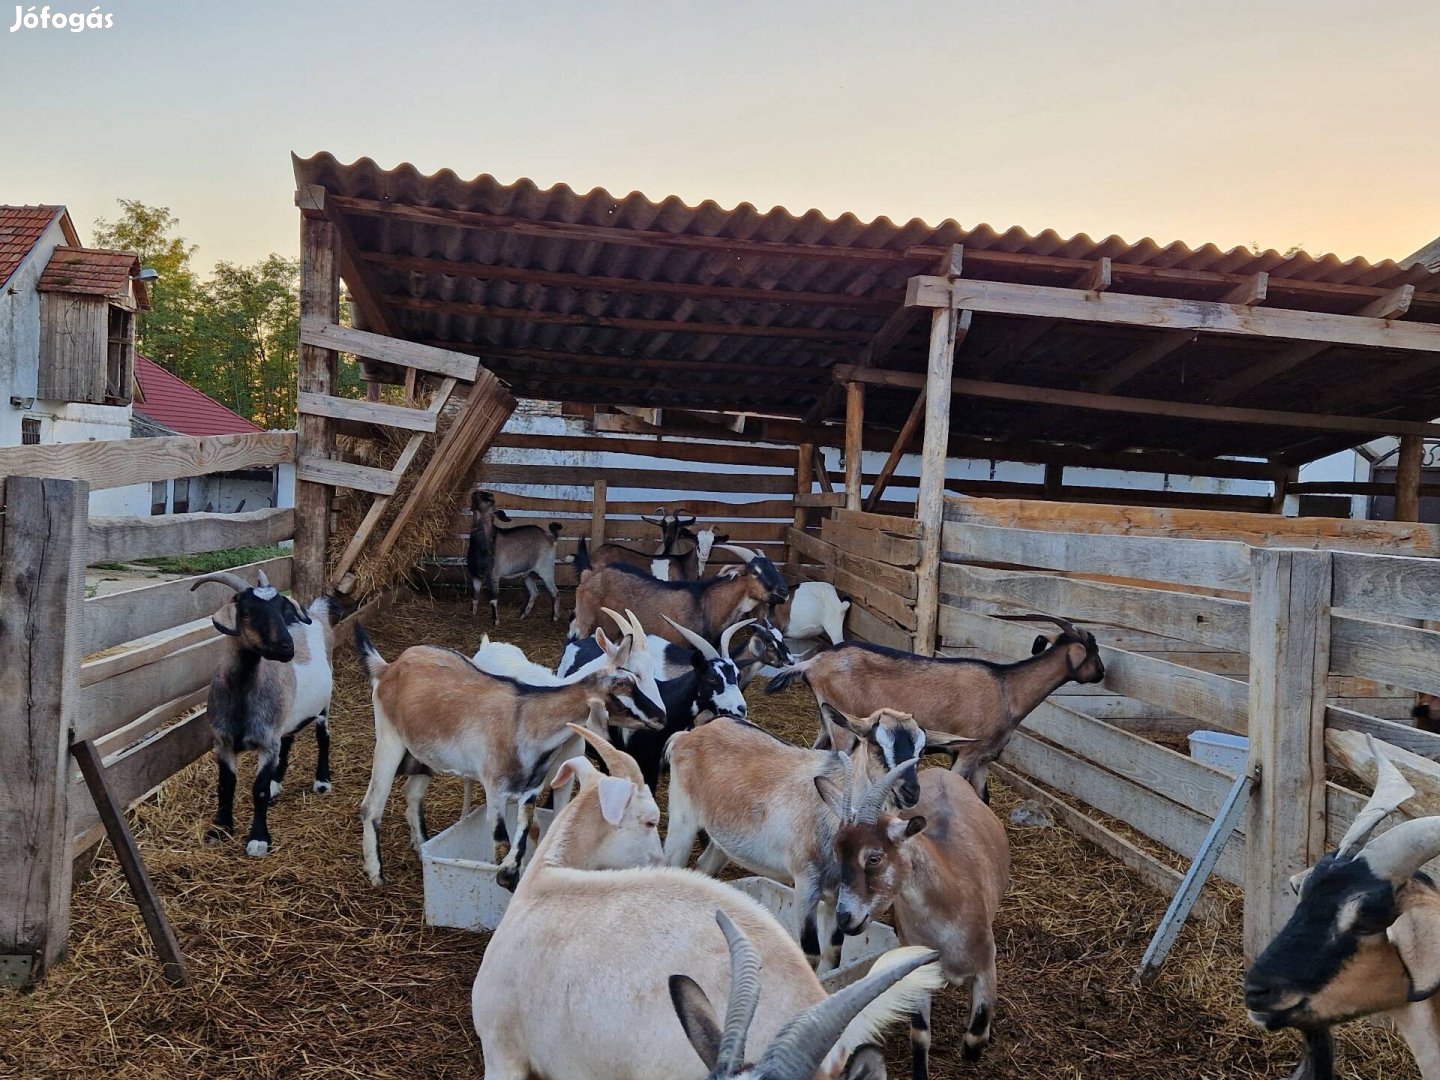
[193,570,338,857]
[574,543,788,648]
[353,620,664,889]
[770,581,850,647]
[1245,736,1440,1080]
[767,613,1104,799]
[473,764,943,1080]
[575,512,729,582]
[817,753,1009,1075]
[664,706,969,971]
[468,490,562,624]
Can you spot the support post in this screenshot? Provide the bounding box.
[0,477,87,986]
[1396,434,1423,522]
[912,306,961,655]
[789,441,813,570]
[590,479,607,550]
[294,215,340,601]
[844,381,865,511]
[866,388,926,512]
[1244,548,1332,961]
[1270,466,1298,515]
[1043,462,1063,499]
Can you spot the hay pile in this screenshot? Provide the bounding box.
[0,585,1419,1078]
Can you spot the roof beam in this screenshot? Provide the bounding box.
[422,340,830,381]
[832,362,1440,439]
[360,252,898,312]
[906,276,1440,353]
[386,294,874,343]
[1079,258,1112,293]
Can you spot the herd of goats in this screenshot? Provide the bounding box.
[182,498,1440,1079]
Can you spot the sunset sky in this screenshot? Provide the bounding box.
[2,0,1437,272]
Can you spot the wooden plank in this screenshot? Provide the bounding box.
[1002,730,1243,885]
[1244,549,1331,961]
[1331,615,1440,696]
[1332,551,1440,622]
[942,520,1252,593]
[476,462,793,495]
[789,442,812,568]
[295,219,340,602]
[814,523,918,599]
[811,447,836,495]
[81,620,214,688]
[1326,727,1440,818]
[590,480,607,550]
[865,387,926,512]
[297,455,399,496]
[789,529,918,628]
[990,764,1227,925]
[0,478,85,985]
[1397,434,1424,522]
[481,491,795,519]
[905,274,1440,353]
[84,556,291,654]
[821,518,921,568]
[76,634,225,742]
[1325,705,1440,760]
[0,432,295,496]
[296,391,437,433]
[844,382,865,512]
[491,432,791,469]
[833,507,922,539]
[88,507,294,564]
[939,563,1249,651]
[794,492,847,509]
[298,317,480,381]
[94,687,208,760]
[913,307,964,655]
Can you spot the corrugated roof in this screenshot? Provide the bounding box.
[37,246,149,308]
[293,152,1440,467]
[134,355,260,437]
[0,205,67,290]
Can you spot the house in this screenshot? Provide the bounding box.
[0,204,151,515]
[132,354,294,514]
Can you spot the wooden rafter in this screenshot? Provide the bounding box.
[300,318,480,380]
[422,341,832,381]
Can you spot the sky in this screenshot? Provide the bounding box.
[1,0,1437,273]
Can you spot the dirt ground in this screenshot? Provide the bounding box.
[0,585,1417,1079]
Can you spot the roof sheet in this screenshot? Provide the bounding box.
[37,246,147,306]
[0,205,65,289]
[133,355,260,437]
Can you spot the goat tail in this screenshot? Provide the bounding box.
[352,622,388,683]
[764,655,817,694]
[574,536,591,572]
[826,946,947,1069]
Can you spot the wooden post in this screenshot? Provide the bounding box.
[844,381,865,511]
[294,215,340,601]
[866,388,926,512]
[1043,462,1063,499]
[590,480,607,550]
[1244,548,1332,962]
[1396,434,1424,522]
[912,306,961,655]
[0,477,87,986]
[1270,466,1298,515]
[789,441,813,570]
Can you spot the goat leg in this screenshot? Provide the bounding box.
[403,773,432,851]
[496,789,541,891]
[246,745,279,857]
[206,746,238,844]
[520,575,540,619]
[910,992,933,1080]
[313,710,332,794]
[487,571,501,626]
[271,734,294,801]
[962,950,996,1062]
[1289,1029,1335,1080]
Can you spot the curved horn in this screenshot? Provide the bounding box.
[662,615,719,660]
[674,507,697,525]
[996,612,1082,639]
[856,756,922,825]
[1359,815,1440,886]
[624,609,647,642]
[815,754,855,822]
[718,618,756,658]
[754,947,940,1079]
[717,543,760,564]
[713,911,762,1075]
[188,571,253,594]
[564,723,645,786]
[1337,735,1417,857]
[256,569,271,589]
[600,607,635,641]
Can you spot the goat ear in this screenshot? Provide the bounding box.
[597,777,636,825]
[714,533,730,544]
[595,627,614,655]
[842,1046,887,1080]
[288,597,313,624]
[814,774,849,819]
[1387,891,1440,999]
[669,975,723,1071]
[212,602,240,637]
[552,756,597,797]
[1031,634,1049,656]
[887,815,926,842]
[821,703,870,736]
[922,728,976,751]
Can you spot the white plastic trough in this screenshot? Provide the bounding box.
[421,805,555,933]
[1188,729,1249,776]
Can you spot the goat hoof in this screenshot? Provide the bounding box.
[270,781,283,800]
[313,780,333,795]
[495,866,520,892]
[960,1038,988,1063]
[204,825,231,846]
[245,839,270,858]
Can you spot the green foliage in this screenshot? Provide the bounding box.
[134,544,289,575]
[92,199,363,429]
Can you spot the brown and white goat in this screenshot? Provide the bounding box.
[468,490,562,624]
[353,622,664,888]
[474,752,943,1080]
[574,543,788,648]
[767,613,1104,798]
[194,570,339,857]
[1246,737,1440,1079]
[664,705,968,971]
[817,757,1009,1076]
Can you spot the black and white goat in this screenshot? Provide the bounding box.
[467,490,562,624]
[193,570,338,857]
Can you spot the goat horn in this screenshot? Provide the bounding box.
[1359,815,1440,886]
[600,607,634,641]
[564,723,645,786]
[188,571,254,594]
[754,947,940,1079]
[623,609,647,641]
[1337,735,1416,858]
[718,618,755,657]
[714,911,762,1074]
[996,612,1082,639]
[717,543,760,563]
[663,615,719,660]
[855,756,922,825]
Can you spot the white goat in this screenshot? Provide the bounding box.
[771,581,850,646]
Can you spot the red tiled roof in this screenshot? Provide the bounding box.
[0,205,66,289]
[133,355,261,437]
[37,246,148,308]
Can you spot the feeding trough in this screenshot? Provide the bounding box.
[421,806,556,932]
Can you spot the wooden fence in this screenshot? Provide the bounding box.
[0,433,297,987]
[936,496,1440,958]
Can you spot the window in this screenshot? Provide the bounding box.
[151,480,168,516]
[106,305,134,403]
[20,417,40,445]
[172,477,190,514]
